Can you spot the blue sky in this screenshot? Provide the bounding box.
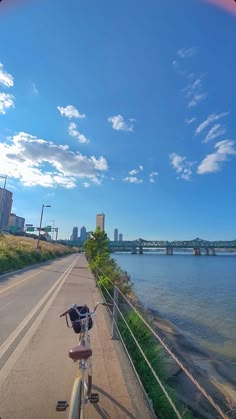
[0,0,235,240]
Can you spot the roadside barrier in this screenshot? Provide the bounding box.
[94,263,229,419]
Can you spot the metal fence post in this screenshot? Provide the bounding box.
[112,286,119,340]
[95,267,98,287]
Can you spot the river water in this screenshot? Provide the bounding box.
[113,252,236,362]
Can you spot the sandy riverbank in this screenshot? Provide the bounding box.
[129,292,236,418]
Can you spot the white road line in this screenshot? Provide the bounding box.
[0,270,44,295]
[0,255,72,292]
[0,255,79,364]
[0,255,79,388]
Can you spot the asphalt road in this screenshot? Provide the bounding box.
[0,254,153,419]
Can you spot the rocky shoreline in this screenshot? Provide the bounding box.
[131,292,236,418]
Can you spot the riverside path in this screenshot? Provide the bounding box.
[0,253,153,419]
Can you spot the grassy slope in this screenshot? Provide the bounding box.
[0,234,76,274]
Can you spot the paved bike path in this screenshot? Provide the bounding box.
[0,254,152,418]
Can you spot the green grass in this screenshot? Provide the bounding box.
[118,310,191,418]
[0,235,76,274]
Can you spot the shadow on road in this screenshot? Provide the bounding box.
[92,384,136,419]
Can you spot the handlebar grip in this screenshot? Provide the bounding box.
[59,309,70,317]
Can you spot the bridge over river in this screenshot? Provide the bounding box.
[109,238,236,255]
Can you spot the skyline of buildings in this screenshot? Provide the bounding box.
[70,225,88,244]
[0,188,124,243]
[114,228,123,242]
[0,184,26,234]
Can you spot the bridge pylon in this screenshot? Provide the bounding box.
[166,247,173,255]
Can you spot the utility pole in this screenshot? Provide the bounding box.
[37,204,51,250]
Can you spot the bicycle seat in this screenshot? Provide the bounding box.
[69,344,92,360]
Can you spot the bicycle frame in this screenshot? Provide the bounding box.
[69,311,92,419]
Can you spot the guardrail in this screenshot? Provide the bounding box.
[94,264,230,419]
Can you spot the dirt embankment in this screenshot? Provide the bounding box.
[0,235,77,274]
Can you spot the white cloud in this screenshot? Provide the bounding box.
[170,153,194,180]
[177,48,198,59]
[128,165,144,176]
[123,176,143,184]
[0,63,14,88]
[172,60,186,76]
[184,79,202,98]
[184,77,207,108]
[83,182,90,188]
[0,93,15,114]
[149,171,159,183]
[90,156,107,171]
[188,93,207,108]
[129,169,138,175]
[150,171,159,176]
[195,112,229,135]
[185,117,196,125]
[57,105,86,119]
[108,115,135,132]
[0,132,108,188]
[203,124,226,143]
[197,140,236,174]
[68,122,89,144]
[32,82,39,95]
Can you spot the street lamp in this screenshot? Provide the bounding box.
[37,204,51,249]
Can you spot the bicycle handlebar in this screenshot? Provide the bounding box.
[59,302,112,318]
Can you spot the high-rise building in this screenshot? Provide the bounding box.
[96,213,105,232]
[80,226,87,243]
[72,226,78,241]
[119,233,123,242]
[114,228,118,241]
[8,213,25,232]
[0,187,13,231]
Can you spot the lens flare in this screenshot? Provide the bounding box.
[201,0,236,16]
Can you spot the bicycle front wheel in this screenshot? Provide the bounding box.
[67,368,91,419]
[67,368,83,419]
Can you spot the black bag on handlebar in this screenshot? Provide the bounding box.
[68,305,93,334]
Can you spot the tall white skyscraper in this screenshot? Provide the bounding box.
[96,213,105,232]
[72,226,78,241]
[80,226,87,243]
[114,228,118,241]
[119,233,123,242]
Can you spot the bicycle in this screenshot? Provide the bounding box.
[57,302,112,419]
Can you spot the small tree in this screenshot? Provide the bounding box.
[83,228,109,262]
